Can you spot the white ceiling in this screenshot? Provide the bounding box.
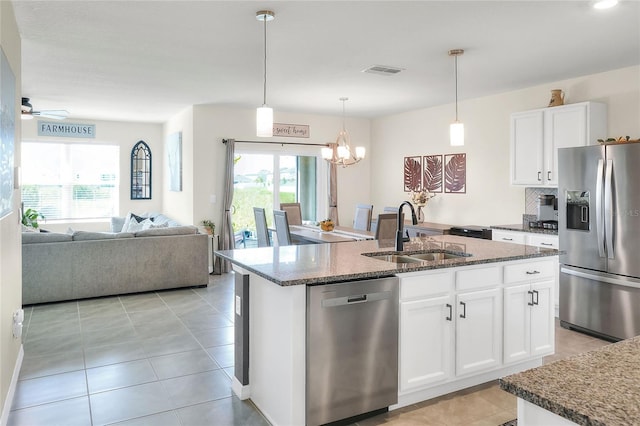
[12,0,640,123]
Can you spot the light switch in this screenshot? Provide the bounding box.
[235,295,242,316]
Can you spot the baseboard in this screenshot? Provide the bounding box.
[1,344,23,426]
[231,376,251,400]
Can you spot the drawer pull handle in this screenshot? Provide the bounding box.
[527,290,534,306]
[537,171,542,182]
[446,304,452,321]
[541,243,553,246]
[547,171,552,181]
[459,301,466,319]
[533,289,539,305]
[526,270,540,275]
[502,238,513,241]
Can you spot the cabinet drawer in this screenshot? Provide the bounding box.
[504,260,556,284]
[492,230,526,245]
[526,234,559,249]
[456,266,501,291]
[400,271,453,300]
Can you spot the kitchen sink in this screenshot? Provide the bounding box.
[365,250,471,265]
[367,254,424,264]
[405,252,467,261]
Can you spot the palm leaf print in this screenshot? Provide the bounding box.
[423,155,442,192]
[404,157,421,192]
[444,153,466,193]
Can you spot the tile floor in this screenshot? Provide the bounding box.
[8,273,610,426]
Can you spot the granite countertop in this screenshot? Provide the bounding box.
[500,337,639,426]
[215,234,559,286]
[491,223,558,236]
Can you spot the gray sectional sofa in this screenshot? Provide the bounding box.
[22,215,209,305]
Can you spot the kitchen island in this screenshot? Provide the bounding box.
[216,235,560,426]
[500,337,636,425]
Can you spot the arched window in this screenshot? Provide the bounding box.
[131,140,151,200]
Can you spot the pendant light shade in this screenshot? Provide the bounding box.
[322,98,365,167]
[256,10,275,137]
[449,49,464,146]
[256,106,273,137]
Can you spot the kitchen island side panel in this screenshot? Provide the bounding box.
[249,273,306,426]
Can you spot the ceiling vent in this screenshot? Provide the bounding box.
[362,65,404,76]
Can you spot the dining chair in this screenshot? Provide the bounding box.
[353,203,373,231]
[253,207,271,247]
[375,213,398,241]
[279,203,302,226]
[273,210,293,246]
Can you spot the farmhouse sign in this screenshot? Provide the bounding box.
[38,121,96,138]
[273,123,309,138]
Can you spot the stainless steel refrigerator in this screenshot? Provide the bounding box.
[558,143,640,341]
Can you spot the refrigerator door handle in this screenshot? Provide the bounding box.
[604,159,614,259]
[595,159,605,257]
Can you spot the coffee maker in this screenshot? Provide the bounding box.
[532,194,558,229]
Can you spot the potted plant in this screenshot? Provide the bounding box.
[22,208,45,230]
[201,219,215,235]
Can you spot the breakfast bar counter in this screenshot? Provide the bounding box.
[500,337,638,425]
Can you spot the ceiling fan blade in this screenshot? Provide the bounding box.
[32,110,69,120]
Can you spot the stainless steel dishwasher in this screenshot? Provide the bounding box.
[306,277,399,426]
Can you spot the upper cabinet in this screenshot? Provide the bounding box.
[510,101,607,186]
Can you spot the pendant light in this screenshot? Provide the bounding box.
[321,98,365,167]
[449,49,464,146]
[256,10,275,137]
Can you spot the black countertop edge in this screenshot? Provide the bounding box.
[217,251,559,287]
[498,379,604,426]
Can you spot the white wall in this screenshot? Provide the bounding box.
[0,1,21,422]
[163,107,194,226]
[370,65,640,226]
[21,118,164,232]
[191,105,371,231]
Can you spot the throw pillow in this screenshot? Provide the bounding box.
[121,212,151,233]
[21,224,39,233]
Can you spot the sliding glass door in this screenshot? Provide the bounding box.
[233,148,322,247]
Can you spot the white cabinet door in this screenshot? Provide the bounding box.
[504,280,555,364]
[503,283,531,364]
[545,103,588,185]
[492,230,526,245]
[526,234,559,249]
[400,295,453,392]
[530,280,555,357]
[511,110,544,185]
[456,288,501,376]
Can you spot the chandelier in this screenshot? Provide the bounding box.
[321,97,365,167]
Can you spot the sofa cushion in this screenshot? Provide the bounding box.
[72,231,135,241]
[110,216,126,233]
[134,225,198,237]
[22,232,73,244]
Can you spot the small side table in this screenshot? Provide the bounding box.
[208,234,221,275]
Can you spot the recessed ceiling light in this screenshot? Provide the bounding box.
[593,0,618,9]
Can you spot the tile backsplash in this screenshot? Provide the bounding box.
[525,187,558,215]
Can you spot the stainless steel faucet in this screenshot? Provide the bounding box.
[396,201,418,251]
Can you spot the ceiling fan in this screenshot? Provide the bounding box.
[21,97,69,120]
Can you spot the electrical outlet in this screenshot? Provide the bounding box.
[12,309,24,339]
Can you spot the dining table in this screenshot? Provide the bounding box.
[288,224,374,244]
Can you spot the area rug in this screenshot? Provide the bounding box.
[500,419,517,426]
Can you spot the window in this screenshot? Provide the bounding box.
[232,149,322,247]
[21,142,119,220]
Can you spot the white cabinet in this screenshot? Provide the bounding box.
[492,229,527,245]
[400,294,453,391]
[399,271,454,392]
[510,101,607,186]
[455,287,502,375]
[503,260,556,364]
[492,229,558,249]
